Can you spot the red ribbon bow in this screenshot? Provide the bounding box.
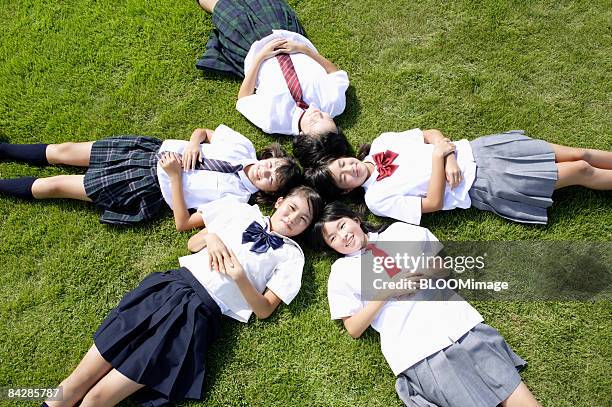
[372,150,399,181]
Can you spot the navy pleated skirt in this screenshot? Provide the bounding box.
[196,0,305,77]
[469,130,558,225]
[395,323,526,407]
[84,136,166,226]
[94,267,221,407]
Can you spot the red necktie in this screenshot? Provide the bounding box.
[276,53,309,110]
[372,150,399,181]
[366,243,402,278]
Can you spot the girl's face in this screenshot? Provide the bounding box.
[247,158,287,192]
[270,193,313,237]
[322,217,367,255]
[300,106,337,137]
[327,157,370,192]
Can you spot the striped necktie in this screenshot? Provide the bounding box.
[157,153,243,174]
[276,53,309,110]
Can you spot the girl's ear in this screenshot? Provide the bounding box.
[354,217,361,224]
[274,196,284,209]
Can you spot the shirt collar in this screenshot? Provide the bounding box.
[238,160,259,193]
[361,156,378,189]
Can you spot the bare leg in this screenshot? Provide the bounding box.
[80,369,145,407]
[46,142,94,167]
[555,161,612,190]
[46,345,112,407]
[501,381,541,407]
[31,175,92,201]
[196,0,218,13]
[550,143,612,170]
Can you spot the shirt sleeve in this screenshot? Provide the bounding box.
[210,124,256,158]
[236,95,275,134]
[320,70,349,117]
[366,191,423,225]
[327,262,363,320]
[197,196,247,227]
[265,248,305,305]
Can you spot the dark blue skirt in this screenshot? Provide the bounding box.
[196,0,306,77]
[94,267,221,407]
[84,136,166,226]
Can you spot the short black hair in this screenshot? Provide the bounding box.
[253,143,303,205]
[292,129,349,168]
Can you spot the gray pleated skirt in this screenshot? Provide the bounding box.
[469,130,558,224]
[395,323,526,407]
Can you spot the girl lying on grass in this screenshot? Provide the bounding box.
[306,129,612,225]
[311,202,541,407]
[195,0,350,168]
[0,124,301,230]
[42,186,322,407]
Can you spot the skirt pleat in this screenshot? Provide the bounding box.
[84,136,165,225]
[395,323,526,407]
[469,130,558,225]
[94,268,221,407]
[196,0,306,77]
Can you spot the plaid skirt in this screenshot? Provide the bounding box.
[84,136,165,226]
[196,0,305,77]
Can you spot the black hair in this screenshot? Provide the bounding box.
[304,156,366,203]
[292,128,349,169]
[253,143,303,205]
[310,201,387,251]
[286,185,324,231]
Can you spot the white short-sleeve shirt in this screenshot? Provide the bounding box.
[363,128,477,225]
[236,30,349,136]
[179,197,305,323]
[327,222,483,375]
[156,124,259,210]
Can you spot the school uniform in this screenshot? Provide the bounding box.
[327,222,526,407]
[196,0,349,136]
[83,124,258,225]
[363,129,558,225]
[94,198,305,406]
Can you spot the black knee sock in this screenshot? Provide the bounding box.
[0,143,49,166]
[0,177,37,200]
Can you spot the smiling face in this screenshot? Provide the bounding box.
[299,106,337,137]
[327,157,371,192]
[246,158,288,192]
[322,217,368,255]
[269,193,314,237]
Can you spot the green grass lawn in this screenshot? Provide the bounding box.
[0,0,611,405]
